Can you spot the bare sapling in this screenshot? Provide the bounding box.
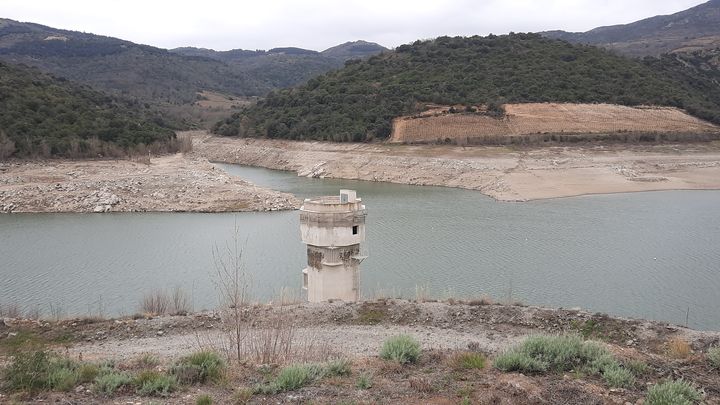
[212,220,252,365]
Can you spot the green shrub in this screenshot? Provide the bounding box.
[625,359,649,376]
[708,346,720,369]
[94,371,132,395]
[274,364,315,392]
[356,372,373,389]
[255,360,352,394]
[494,334,631,388]
[231,388,253,404]
[645,380,702,405]
[171,351,225,384]
[77,363,101,383]
[47,367,78,392]
[3,350,53,393]
[380,335,421,364]
[135,353,160,368]
[324,358,352,377]
[451,352,486,370]
[134,370,177,396]
[493,350,547,373]
[196,394,213,405]
[602,365,635,388]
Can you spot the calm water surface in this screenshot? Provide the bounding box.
[1,163,719,330]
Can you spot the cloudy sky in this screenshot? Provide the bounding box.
[1,0,708,51]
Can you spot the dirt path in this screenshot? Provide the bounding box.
[192,132,720,202]
[47,300,719,364]
[0,153,299,213]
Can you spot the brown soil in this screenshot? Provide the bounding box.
[390,103,720,144]
[193,132,720,202]
[2,300,719,404]
[0,152,299,213]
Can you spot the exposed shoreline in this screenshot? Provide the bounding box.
[192,131,720,202]
[0,153,298,214]
[3,132,720,214]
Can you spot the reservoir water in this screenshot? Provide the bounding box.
[1,163,719,330]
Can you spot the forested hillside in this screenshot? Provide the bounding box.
[0,62,175,158]
[213,33,720,142]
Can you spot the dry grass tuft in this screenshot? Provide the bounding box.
[666,337,692,359]
[140,287,191,316]
[409,377,435,393]
[414,284,431,303]
[467,296,493,306]
[141,291,169,316]
[0,303,23,318]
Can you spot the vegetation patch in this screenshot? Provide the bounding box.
[2,350,80,393]
[449,352,487,371]
[171,350,225,384]
[133,370,177,396]
[196,394,214,405]
[93,371,133,395]
[708,346,720,369]
[357,305,387,325]
[255,359,352,394]
[356,372,373,389]
[494,335,634,388]
[666,337,692,359]
[624,359,649,376]
[645,380,702,405]
[380,335,421,364]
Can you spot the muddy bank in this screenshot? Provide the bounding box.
[0,153,299,213]
[193,132,720,202]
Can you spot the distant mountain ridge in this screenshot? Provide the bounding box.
[170,40,387,62]
[0,18,387,106]
[169,40,388,90]
[542,0,720,56]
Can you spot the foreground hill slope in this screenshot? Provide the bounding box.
[0,62,174,158]
[542,0,720,56]
[213,33,720,142]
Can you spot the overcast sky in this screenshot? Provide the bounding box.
[1,0,708,51]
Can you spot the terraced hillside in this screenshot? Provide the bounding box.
[390,103,720,144]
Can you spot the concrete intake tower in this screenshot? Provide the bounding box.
[299,190,367,302]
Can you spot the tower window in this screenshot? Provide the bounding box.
[352,225,358,235]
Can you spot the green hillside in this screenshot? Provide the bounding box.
[213,33,720,142]
[0,62,175,158]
